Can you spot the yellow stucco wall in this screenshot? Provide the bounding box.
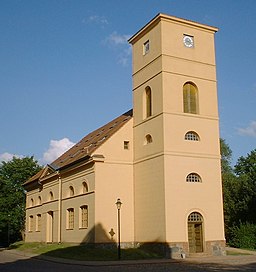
[131,14,225,249]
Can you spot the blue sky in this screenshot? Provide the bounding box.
[0,0,255,166]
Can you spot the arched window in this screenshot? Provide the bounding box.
[69,186,74,197]
[49,191,54,201]
[144,134,153,145]
[188,212,203,222]
[82,181,88,193]
[38,196,42,205]
[183,82,198,114]
[145,86,152,118]
[29,215,33,232]
[186,173,202,183]
[185,131,200,141]
[30,198,34,207]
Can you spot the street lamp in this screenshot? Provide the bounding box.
[115,198,122,260]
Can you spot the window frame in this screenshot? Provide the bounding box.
[144,134,153,145]
[49,191,54,201]
[28,215,33,232]
[186,173,202,183]
[145,86,152,118]
[143,40,150,55]
[82,181,88,194]
[67,208,74,230]
[124,141,130,150]
[185,131,200,141]
[36,214,41,232]
[80,205,88,229]
[69,186,74,197]
[183,82,199,114]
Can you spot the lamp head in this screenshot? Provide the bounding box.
[116,198,122,210]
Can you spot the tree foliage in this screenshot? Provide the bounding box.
[220,140,256,248]
[0,156,42,245]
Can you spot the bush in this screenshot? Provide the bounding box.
[229,222,256,249]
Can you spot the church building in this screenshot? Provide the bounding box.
[24,13,226,258]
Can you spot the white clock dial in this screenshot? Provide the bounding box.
[183,35,194,48]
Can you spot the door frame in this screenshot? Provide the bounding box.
[187,212,204,253]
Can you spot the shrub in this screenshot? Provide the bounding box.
[229,222,256,249]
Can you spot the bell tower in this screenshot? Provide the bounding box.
[129,14,225,257]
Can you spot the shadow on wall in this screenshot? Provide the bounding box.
[81,223,114,245]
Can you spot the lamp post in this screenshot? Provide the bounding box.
[115,198,122,260]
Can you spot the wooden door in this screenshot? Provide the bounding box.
[188,223,203,253]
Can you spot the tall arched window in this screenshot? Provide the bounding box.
[183,82,198,114]
[145,86,152,118]
[69,186,74,197]
[82,181,88,193]
[38,196,42,205]
[49,191,54,201]
[30,198,34,207]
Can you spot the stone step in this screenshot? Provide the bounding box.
[188,252,209,258]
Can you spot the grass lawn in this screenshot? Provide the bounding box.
[226,247,254,256]
[9,242,164,261]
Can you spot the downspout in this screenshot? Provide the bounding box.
[58,172,62,243]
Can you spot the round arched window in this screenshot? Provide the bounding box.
[49,191,54,201]
[144,134,153,145]
[185,131,200,141]
[186,173,202,183]
[188,212,203,222]
[69,186,74,197]
[82,181,88,193]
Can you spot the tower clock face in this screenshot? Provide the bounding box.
[183,35,194,48]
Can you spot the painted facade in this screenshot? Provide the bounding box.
[24,14,225,258]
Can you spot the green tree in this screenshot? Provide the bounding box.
[235,149,256,184]
[0,156,42,245]
[234,149,256,224]
[220,138,233,173]
[220,138,237,239]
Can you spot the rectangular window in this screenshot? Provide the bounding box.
[80,205,88,229]
[124,141,129,150]
[29,215,33,232]
[67,208,74,229]
[143,40,150,55]
[36,214,41,232]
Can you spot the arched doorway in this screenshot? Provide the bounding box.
[187,212,204,253]
[46,211,53,243]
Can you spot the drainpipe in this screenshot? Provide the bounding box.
[58,173,62,243]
